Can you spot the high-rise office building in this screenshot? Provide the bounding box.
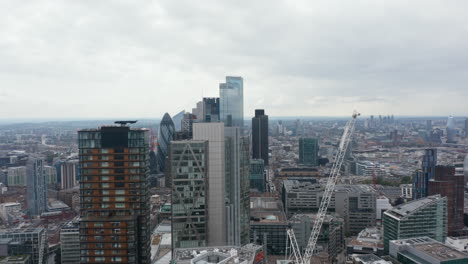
[383,195,447,253]
[0,228,47,264]
[181,113,197,138]
[26,157,46,216]
[465,118,468,138]
[252,109,269,166]
[428,166,464,236]
[6,166,26,186]
[426,120,432,132]
[224,127,251,246]
[413,149,437,199]
[172,110,186,132]
[78,125,150,264]
[220,76,244,128]
[169,140,208,249]
[61,219,80,264]
[203,97,220,122]
[298,138,319,167]
[156,113,175,173]
[250,159,265,192]
[193,122,226,246]
[446,115,456,143]
[61,160,79,189]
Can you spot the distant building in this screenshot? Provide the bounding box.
[413,149,437,199]
[250,196,288,255]
[44,165,57,185]
[350,254,391,264]
[0,255,31,264]
[157,113,175,173]
[446,236,468,253]
[0,228,47,264]
[26,157,46,216]
[202,97,220,122]
[220,76,244,128]
[6,167,26,187]
[282,182,376,234]
[428,166,465,236]
[376,197,393,220]
[60,160,79,189]
[0,203,22,224]
[383,195,447,253]
[389,237,468,264]
[250,159,266,192]
[299,138,319,167]
[172,110,186,131]
[252,109,269,166]
[290,214,344,262]
[169,140,209,249]
[347,227,384,256]
[446,115,456,143]
[60,219,80,264]
[172,244,264,264]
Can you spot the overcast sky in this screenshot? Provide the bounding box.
[1,0,467,120]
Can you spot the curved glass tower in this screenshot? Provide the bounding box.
[157,113,175,173]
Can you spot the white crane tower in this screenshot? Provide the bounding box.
[287,111,359,264]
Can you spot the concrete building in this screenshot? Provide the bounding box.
[298,138,319,167]
[289,214,344,262]
[193,122,226,246]
[428,166,465,236]
[347,227,384,256]
[0,203,22,224]
[389,237,468,264]
[400,184,413,199]
[220,76,244,129]
[0,228,47,264]
[26,157,46,216]
[250,196,288,255]
[169,140,209,249]
[376,197,393,221]
[78,125,151,263]
[350,254,391,264]
[252,109,269,166]
[60,219,80,264]
[60,160,79,189]
[445,236,468,252]
[6,167,26,187]
[383,195,447,253]
[0,255,31,264]
[172,244,264,264]
[355,161,387,177]
[282,181,376,234]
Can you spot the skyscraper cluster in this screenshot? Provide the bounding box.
[158,76,255,250]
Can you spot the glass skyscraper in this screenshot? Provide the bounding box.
[299,138,319,167]
[413,149,437,199]
[156,113,175,173]
[220,76,244,128]
[252,109,269,166]
[26,156,47,216]
[169,140,208,249]
[250,159,265,192]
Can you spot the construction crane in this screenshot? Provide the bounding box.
[287,111,359,264]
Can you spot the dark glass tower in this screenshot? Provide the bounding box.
[252,109,269,166]
[78,125,150,264]
[26,156,46,216]
[156,113,175,173]
[299,138,319,167]
[203,97,220,122]
[413,149,437,199]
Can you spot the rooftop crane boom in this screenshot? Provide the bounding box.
[287,111,359,264]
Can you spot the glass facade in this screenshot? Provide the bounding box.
[156,113,175,173]
[220,76,244,128]
[169,141,208,249]
[252,109,269,166]
[78,126,150,264]
[250,159,265,192]
[299,138,319,166]
[26,157,46,216]
[383,195,447,253]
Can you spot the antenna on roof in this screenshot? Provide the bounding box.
[114,120,137,126]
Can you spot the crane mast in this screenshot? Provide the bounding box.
[288,111,359,264]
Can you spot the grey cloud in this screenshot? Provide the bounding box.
[0,0,468,118]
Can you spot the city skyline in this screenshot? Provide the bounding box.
[2,1,468,119]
